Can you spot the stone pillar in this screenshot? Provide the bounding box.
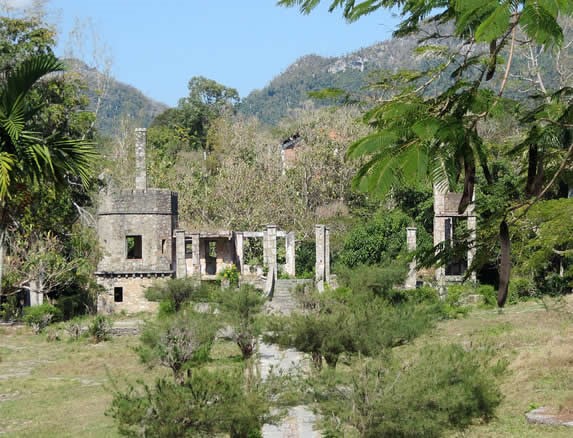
[315,224,326,291]
[285,232,296,277]
[433,216,446,296]
[264,225,277,295]
[28,279,43,306]
[405,227,417,289]
[235,232,244,275]
[175,229,186,278]
[135,128,147,190]
[325,227,330,283]
[191,233,201,278]
[467,216,477,282]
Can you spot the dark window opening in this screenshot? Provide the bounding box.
[208,241,217,258]
[114,287,123,302]
[161,239,166,254]
[445,217,468,276]
[126,235,142,259]
[185,240,193,259]
[206,240,217,275]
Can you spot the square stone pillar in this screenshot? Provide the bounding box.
[325,227,330,283]
[135,128,147,190]
[235,232,244,275]
[264,225,277,295]
[405,227,417,289]
[285,232,296,277]
[433,216,446,295]
[315,224,326,291]
[175,229,186,278]
[191,233,201,278]
[467,216,477,282]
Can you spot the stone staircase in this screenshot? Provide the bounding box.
[267,279,312,315]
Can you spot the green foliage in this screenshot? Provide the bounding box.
[267,288,442,369]
[336,262,408,296]
[145,278,211,314]
[218,264,240,287]
[23,303,61,334]
[137,311,219,384]
[337,210,413,268]
[214,285,266,360]
[108,368,277,438]
[87,315,112,343]
[0,294,22,322]
[295,240,315,278]
[315,344,505,437]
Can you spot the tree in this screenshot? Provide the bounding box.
[280,0,573,306]
[152,76,239,153]
[0,54,96,296]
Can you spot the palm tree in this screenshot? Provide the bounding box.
[0,54,96,294]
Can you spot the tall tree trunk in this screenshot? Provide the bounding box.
[0,227,5,296]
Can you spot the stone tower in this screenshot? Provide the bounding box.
[95,128,178,313]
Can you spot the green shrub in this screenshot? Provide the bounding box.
[0,295,22,322]
[23,303,61,334]
[108,368,275,438]
[477,284,497,307]
[87,315,112,343]
[337,210,412,268]
[295,240,315,278]
[219,265,239,287]
[510,276,537,301]
[336,262,408,298]
[407,286,440,304]
[318,344,505,437]
[145,278,211,313]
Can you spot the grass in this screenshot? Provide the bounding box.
[1,296,573,436]
[401,295,573,437]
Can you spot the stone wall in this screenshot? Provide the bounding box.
[97,189,178,273]
[97,275,162,313]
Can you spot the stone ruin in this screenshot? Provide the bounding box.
[405,184,477,292]
[95,129,331,313]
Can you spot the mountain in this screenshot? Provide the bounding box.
[238,35,422,125]
[65,59,168,137]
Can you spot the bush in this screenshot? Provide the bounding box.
[477,284,497,307]
[23,303,61,334]
[87,315,112,343]
[219,265,239,287]
[0,294,22,322]
[510,276,537,301]
[337,210,412,268]
[336,262,407,297]
[318,344,505,437]
[145,278,212,314]
[108,368,276,438]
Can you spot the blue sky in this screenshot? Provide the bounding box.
[6,1,399,106]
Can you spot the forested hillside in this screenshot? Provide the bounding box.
[239,36,421,124]
[66,59,167,137]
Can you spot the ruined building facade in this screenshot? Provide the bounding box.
[95,129,331,313]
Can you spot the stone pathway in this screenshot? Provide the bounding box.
[259,342,320,438]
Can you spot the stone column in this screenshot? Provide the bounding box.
[235,232,244,275]
[175,230,186,278]
[467,216,477,282]
[325,227,330,284]
[315,224,326,291]
[433,216,446,296]
[191,233,201,278]
[285,232,296,277]
[135,128,147,190]
[405,227,417,289]
[264,225,277,295]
